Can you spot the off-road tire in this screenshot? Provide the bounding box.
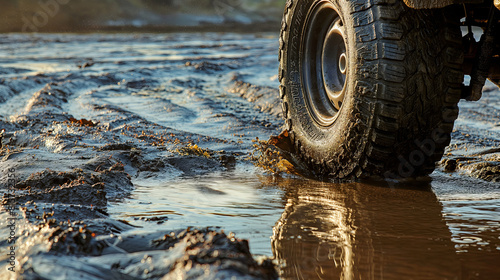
[279,0,463,179]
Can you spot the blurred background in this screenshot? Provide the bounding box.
[0,0,286,32]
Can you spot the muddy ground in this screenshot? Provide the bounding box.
[0,33,499,279]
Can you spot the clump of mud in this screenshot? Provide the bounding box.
[250,131,311,177]
[7,166,133,209]
[47,224,104,255]
[176,143,213,158]
[155,228,278,280]
[440,153,500,182]
[469,161,500,182]
[14,224,277,280]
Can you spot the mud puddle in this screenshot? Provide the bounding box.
[0,33,499,279]
[110,171,285,256]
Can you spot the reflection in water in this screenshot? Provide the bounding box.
[110,172,499,278]
[268,179,464,280]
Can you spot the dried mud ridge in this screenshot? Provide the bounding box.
[0,33,499,278]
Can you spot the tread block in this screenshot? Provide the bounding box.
[375,83,404,102]
[375,116,398,132]
[444,88,461,103]
[353,9,375,27]
[366,144,392,159]
[441,107,459,124]
[376,102,403,118]
[279,85,286,98]
[351,0,375,12]
[379,23,404,40]
[279,36,285,52]
[352,0,397,12]
[357,44,378,60]
[373,0,397,4]
[380,42,405,60]
[444,28,462,45]
[377,5,402,20]
[371,129,396,147]
[356,24,377,42]
[357,82,405,103]
[356,42,405,61]
[445,69,463,84]
[380,63,406,83]
[444,47,464,65]
[355,80,375,97]
[281,100,288,115]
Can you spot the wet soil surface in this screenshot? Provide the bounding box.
[0,33,499,279]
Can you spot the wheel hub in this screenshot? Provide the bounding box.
[302,2,347,127]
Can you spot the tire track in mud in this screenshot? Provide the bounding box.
[0,33,282,278]
[0,33,282,176]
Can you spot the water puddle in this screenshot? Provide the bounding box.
[110,170,285,255]
[109,169,500,279]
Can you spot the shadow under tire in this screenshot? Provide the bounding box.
[278,0,463,179]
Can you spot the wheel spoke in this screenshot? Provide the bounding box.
[332,19,345,37]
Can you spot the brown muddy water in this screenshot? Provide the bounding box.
[0,33,499,279]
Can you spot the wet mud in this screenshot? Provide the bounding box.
[0,33,499,279]
[0,33,282,279]
[441,83,500,182]
[12,226,276,280]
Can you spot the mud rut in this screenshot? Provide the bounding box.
[0,33,499,279]
[0,33,283,279]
